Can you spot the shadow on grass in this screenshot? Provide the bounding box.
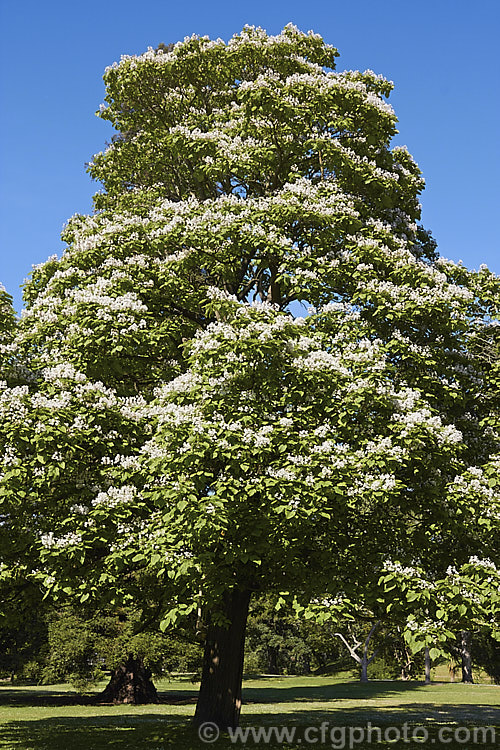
[2,679,495,709]
[242,704,500,726]
[0,681,421,709]
[0,708,499,750]
[0,716,193,750]
[0,690,91,708]
[0,688,197,709]
[242,680,427,704]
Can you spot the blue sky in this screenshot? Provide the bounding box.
[1,0,498,313]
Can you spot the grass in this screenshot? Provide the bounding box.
[0,675,498,749]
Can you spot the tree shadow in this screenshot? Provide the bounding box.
[0,708,498,750]
[0,716,194,750]
[242,679,430,703]
[0,687,93,708]
[2,679,496,709]
[1,681,498,750]
[241,704,500,725]
[0,687,197,708]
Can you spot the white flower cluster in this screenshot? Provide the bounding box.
[347,473,397,496]
[101,454,141,470]
[451,470,497,502]
[394,403,462,446]
[160,371,202,396]
[0,384,30,422]
[42,363,87,383]
[468,556,498,572]
[293,350,349,375]
[91,485,138,508]
[40,531,83,549]
[363,276,474,313]
[405,617,445,634]
[30,391,72,410]
[207,287,238,303]
[383,560,422,578]
[267,467,296,481]
[318,595,345,609]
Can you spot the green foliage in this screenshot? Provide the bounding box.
[0,593,47,680]
[472,631,500,684]
[368,630,425,680]
[22,606,202,691]
[244,595,315,675]
[366,655,400,681]
[0,25,499,674]
[378,557,500,658]
[40,611,104,690]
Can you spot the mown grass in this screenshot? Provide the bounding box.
[0,675,498,749]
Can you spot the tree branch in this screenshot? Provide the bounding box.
[334,633,362,664]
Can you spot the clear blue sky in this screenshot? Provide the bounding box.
[1,0,498,313]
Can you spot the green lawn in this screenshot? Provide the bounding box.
[0,676,498,749]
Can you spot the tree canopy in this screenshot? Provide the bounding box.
[0,25,499,728]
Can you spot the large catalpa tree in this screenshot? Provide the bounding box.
[2,25,499,727]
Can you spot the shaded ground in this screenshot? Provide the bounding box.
[0,677,498,749]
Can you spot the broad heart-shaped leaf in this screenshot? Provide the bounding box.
[406,591,420,602]
[409,640,426,654]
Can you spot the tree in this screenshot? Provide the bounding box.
[244,594,315,675]
[333,621,381,683]
[0,594,47,683]
[470,631,500,684]
[2,25,500,729]
[379,554,500,671]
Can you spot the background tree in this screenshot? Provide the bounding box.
[244,594,315,676]
[38,605,201,699]
[0,595,47,683]
[378,554,500,674]
[469,631,500,684]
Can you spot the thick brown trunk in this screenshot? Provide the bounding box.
[460,631,474,684]
[100,654,158,704]
[194,589,252,730]
[424,647,431,684]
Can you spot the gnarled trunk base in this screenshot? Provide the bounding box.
[194,589,252,730]
[100,654,158,704]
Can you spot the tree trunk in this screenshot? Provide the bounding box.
[267,645,279,674]
[360,653,368,682]
[460,631,474,684]
[398,644,412,680]
[334,622,379,683]
[448,659,457,682]
[424,647,431,684]
[100,654,158,704]
[301,653,311,675]
[194,589,252,730]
